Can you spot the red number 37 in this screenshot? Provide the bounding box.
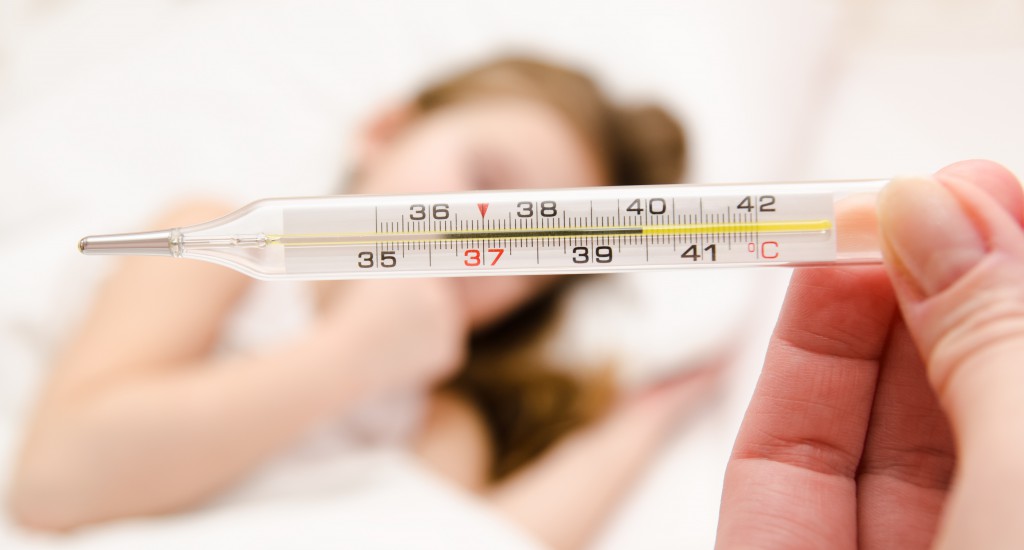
[464,248,504,267]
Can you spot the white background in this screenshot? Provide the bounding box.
[0,1,1021,548]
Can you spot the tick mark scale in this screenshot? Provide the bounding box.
[78,180,888,280]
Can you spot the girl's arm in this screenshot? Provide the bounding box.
[8,202,467,531]
[487,369,717,550]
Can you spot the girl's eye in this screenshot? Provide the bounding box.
[474,167,497,191]
[469,152,497,190]
[470,149,515,191]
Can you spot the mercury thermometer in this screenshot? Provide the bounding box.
[78,180,887,280]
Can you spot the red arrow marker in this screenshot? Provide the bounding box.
[477,203,489,218]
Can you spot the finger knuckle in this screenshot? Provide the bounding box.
[928,284,1024,394]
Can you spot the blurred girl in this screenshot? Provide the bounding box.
[10,57,709,549]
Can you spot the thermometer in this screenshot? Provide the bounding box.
[78,180,886,280]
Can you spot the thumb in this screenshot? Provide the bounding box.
[878,160,1024,437]
[879,160,1024,546]
[878,158,1024,462]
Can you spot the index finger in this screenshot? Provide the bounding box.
[716,266,896,549]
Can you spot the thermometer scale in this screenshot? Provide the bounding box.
[78,180,885,280]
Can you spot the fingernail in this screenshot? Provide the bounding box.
[878,175,986,295]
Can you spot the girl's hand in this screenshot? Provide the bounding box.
[321,278,471,397]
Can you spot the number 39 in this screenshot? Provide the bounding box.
[572,245,612,264]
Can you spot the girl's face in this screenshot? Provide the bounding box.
[353,98,606,328]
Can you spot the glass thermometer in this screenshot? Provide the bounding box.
[78,180,887,280]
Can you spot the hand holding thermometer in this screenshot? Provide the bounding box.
[78,180,887,280]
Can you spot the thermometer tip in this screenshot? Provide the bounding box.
[76,230,175,257]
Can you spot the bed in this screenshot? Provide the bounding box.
[1,1,1020,548]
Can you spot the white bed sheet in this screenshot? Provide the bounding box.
[6,450,545,550]
[0,2,839,544]
[0,1,944,548]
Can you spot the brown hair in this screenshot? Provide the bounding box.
[415,57,686,186]
[419,56,687,480]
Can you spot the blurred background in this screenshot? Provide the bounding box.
[0,0,1021,548]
